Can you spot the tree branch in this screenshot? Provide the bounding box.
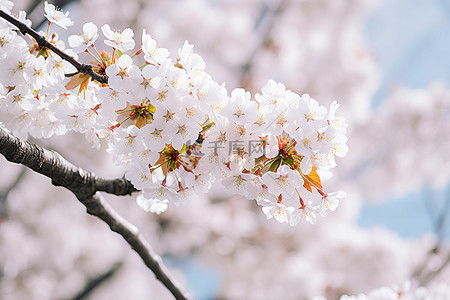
[239,0,288,88]
[82,193,192,299]
[420,250,450,286]
[69,261,123,300]
[0,126,192,300]
[412,187,450,284]
[0,127,136,198]
[0,9,108,84]
[0,165,27,218]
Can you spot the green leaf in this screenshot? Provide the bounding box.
[268,158,281,172]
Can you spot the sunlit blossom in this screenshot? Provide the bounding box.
[43,1,73,29]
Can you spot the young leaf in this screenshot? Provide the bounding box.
[301,166,322,192]
[65,73,90,95]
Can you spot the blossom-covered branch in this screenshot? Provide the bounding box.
[0,1,349,225]
[0,126,191,300]
[0,9,108,84]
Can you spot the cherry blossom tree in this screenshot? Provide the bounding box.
[1,0,449,299]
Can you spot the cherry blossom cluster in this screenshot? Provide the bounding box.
[0,1,348,225]
[0,2,74,139]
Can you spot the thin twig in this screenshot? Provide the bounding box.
[420,250,450,286]
[0,9,108,84]
[239,0,289,88]
[0,166,27,218]
[0,126,191,300]
[69,261,123,300]
[412,186,450,284]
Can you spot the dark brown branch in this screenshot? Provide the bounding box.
[0,126,192,300]
[0,127,136,198]
[83,193,191,300]
[0,9,108,84]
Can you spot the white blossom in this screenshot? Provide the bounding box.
[101,24,135,52]
[43,1,73,29]
[141,29,169,65]
[68,22,99,53]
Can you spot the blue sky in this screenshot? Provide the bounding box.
[358,0,450,239]
[366,0,450,105]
